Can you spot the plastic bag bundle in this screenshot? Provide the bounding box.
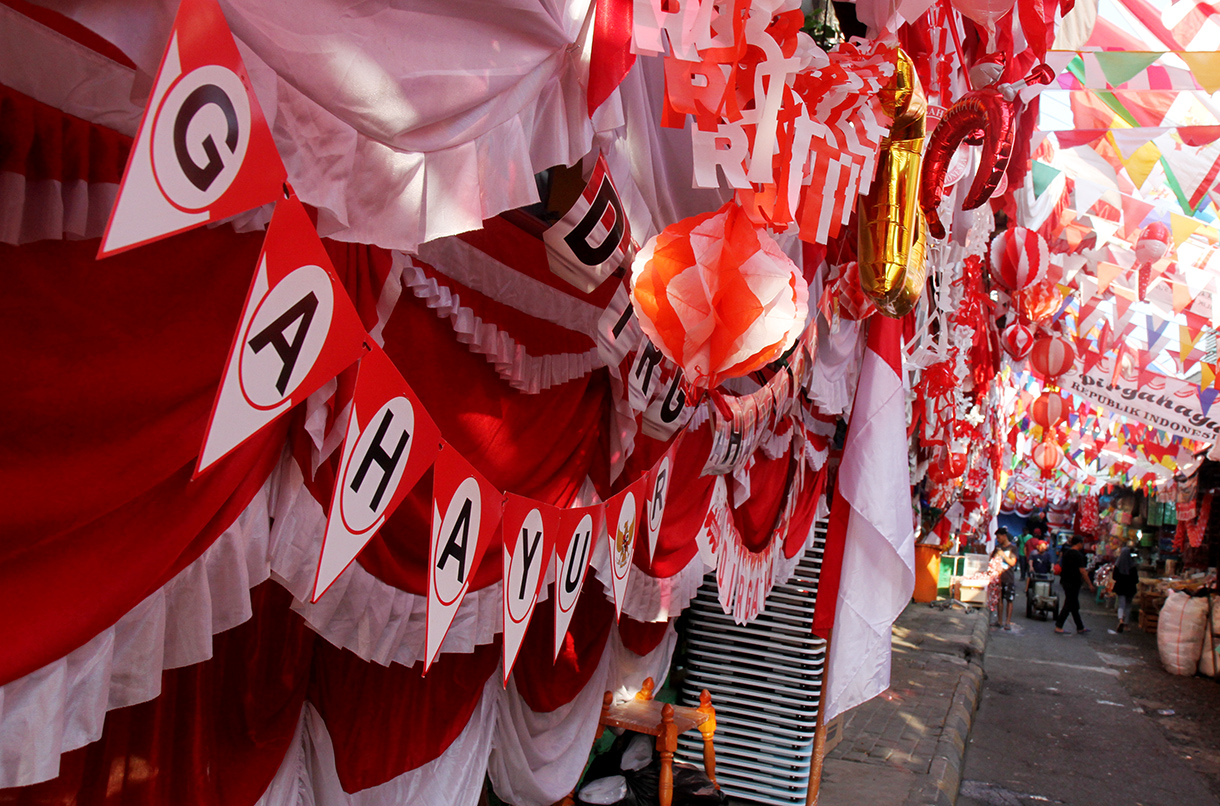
[1158,590,1210,675]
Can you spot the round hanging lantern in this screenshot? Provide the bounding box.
[990,226,1048,292]
[836,261,878,321]
[927,448,968,483]
[1014,281,1062,324]
[631,201,809,390]
[1135,221,1171,266]
[1000,321,1034,359]
[1031,440,1063,472]
[1029,334,1075,379]
[1030,390,1068,428]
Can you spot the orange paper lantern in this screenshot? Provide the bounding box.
[1030,390,1067,428]
[1032,440,1063,472]
[631,202,809,390]
[1029,335,1075,380]
[1014,281,1062,325]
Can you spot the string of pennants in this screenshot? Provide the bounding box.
[96,0,680,684]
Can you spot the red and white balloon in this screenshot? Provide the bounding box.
[1000,321,1034,359]
[1029,334,1075,380]
[990,227,1048,292]
[1032,440,1063,473]
[1134,221,1171,301]
[1030,390,1068,428]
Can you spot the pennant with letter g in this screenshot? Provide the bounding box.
[312,344,440,602]
[196,195,367,476]
[99,0,285,257]
[501,495,559,684]
[602,476,647,619]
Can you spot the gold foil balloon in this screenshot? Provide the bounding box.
[858,49,927,317]
[875,212,928,318]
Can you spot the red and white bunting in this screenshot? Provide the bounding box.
[543,154,632,293]
[602,476,647,619]
[426,444,502,671]
[642,440,679,563]
[196,195,366,475]
[312,345,440,602]
[501,495,559,684]
[99,0,285,258]
[553,503,603,660]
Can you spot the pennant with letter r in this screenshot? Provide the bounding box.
[99,0,285,258]
[553,502,603,660]
[312,344,440,602]
[602,475,647,620]
[543,154,632,293]
[501,494,559,684]
[642,439,680,564]
[196,195,367,476]
[426,444,502,671]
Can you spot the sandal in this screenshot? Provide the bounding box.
[1054,628,1067,634]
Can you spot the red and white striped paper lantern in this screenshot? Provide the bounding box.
[1031,440,1063,473]
[1029,334,1075,380]
[990,226,1048,292]
[1030,390,1068,428]
[1000,321,1034,359]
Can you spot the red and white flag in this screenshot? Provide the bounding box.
[99,0,285,258]
[196,195,366,475]
[312,345,441,601]
[426,444,502,671]
[553,503,603,659]
[602,475,647,619]
[812,315,915,720]
[543,154,632,293]
[501,495,559,684]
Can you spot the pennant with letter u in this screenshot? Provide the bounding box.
[426,444,502,672]
[553,502,603,660]
[501,495,559,684]
[602,475,647,619]
[312,344,441,602]
[542,154,632,293]
[99,0,285,258]
[196,195,367,476]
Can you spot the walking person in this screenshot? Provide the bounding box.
[1055,535,1095,634]
[1112,542,1139,632]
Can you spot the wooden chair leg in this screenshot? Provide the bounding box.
[658,703,676,806]
[696,689,718,787]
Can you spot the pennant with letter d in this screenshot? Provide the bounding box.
[603,476,647,619]
[501,495,559,684]
[543,153,632,293]
[426,444,502,672]
[312,344,441,602]
[99,0,285,258]
[553,502,603,660]
[196,195,367,475]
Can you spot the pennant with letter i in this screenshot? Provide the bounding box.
[553,502,603,660]
[543,154,632,293]
[501,495,559,684]
[196,195,367,475]
[312,344,441,602]
[99,0,285,258]
[602,475,647,619]
[426,444,502,672]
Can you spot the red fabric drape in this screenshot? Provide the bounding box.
[0,231,287,686]
[0,583,312,806]
[617,615,672,657]
[0,83,130,184]
[728,447,794,553]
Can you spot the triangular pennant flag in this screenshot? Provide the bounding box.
[1185,309,1208,341]
[196,196,367,475]
[1077,273,1099,307]
[642,440,679,563]
[602,475,648,619]
[1171,212,1203,247]
[543,154,632,293]
[1180,52,1220,94]
[1095,51,1162,88]
[553,502,604,660]
[1111,129,1158,161]
[501,495,559,684]
[1074,178,1107,216]
[99,0,285,257]
[1091,218,1122,250]
[1124,141,1162,190]
[1097,262,1124,293]
[1171,280,1193,314]
[1180,324,1202,366]
[1119,195,1155,238]
[1032,161,1063,199]
[1113,292,1135,327]
[1145,313,1172,355]
[1199,386,1219,416]
[426,444,502,671]
[313,344,442,601]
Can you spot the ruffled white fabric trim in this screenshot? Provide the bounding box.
[0,174,119,246]
[0,478,274,788]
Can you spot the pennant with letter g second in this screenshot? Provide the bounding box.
[99,0,285,257]
[312,344,441,602]
[501,495,559,684]
[196,195,367,476]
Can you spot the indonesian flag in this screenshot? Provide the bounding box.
[812,315,915,720]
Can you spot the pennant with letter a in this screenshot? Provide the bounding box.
[501,495,559,684]
[427,444,502,671]
[553,502,603,660]
[543,154,632,293]
[196,195,367,475]
[99,0,285,257]
[312,345,441,601]
[602,476,647,619]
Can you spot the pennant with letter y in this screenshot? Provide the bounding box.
[313,344,441,602]
[553,502,603,660]
[501,494,559,684]
[196,195,367,475]
[99,0,285,258]
[602,475,647,619]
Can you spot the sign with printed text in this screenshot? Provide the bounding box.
[99,0,285,257]
[553,503,603,660]
[603,476,647,619]
[543,154,632,293]
[426,444,502,671]
[501,495,559,683]
[312,345,440,602]
[196,195,366,475]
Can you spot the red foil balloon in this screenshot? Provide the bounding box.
[1030,390,1068,428]
[1029,335,1076,380]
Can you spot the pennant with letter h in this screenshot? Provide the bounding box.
[553,502,603,660]
[427,445,502,672]
[543,154,632,293]
[196,195,367,476]
[99,0,285,257]
[501,495,559,684]
[312,344,441,602]
[602,476,647,619]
